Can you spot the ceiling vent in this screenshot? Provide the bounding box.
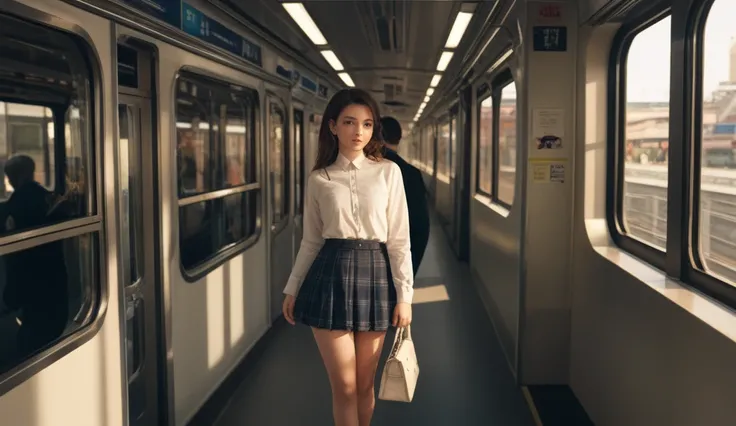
[355,0,405,52]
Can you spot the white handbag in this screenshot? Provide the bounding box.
[378,325,419,402]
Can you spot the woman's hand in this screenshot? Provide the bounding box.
[283,294,296,325]
[392,302,412,328]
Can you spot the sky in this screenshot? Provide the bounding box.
[627,0,736,102]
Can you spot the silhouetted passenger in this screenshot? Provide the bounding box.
[381,117,430,277]
[1,155,69,356]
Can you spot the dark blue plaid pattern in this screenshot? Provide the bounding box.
[293,238,397,331]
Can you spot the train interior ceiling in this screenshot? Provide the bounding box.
[1,0,736,425]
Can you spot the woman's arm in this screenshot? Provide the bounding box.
[385,162,414,304]
[283,172,324,297]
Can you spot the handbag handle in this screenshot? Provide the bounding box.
[399,325,412,341]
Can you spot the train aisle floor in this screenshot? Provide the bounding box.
[202,212,538,426]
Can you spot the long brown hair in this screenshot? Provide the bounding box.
[312,88,384,171]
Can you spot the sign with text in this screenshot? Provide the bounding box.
[123,1,263,67]
[533,26,567,52]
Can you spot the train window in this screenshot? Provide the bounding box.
[495,82,517,206]
[477,96,493,196]
[695,0,736,286]
[427,126,435,174]
[619,15,671,251]
[175,72,259,273]
[438,119,450,182]
[0,14,100,385]
[269,100,288,229]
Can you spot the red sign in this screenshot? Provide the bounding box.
[539,4,561,19]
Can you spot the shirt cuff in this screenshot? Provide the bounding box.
[283,276,302,297]
[395,284,414,304]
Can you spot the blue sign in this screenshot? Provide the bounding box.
[533,26,567,52]
[180,3,262,66]
[318,84,328,99]
[183,3,241,56]
[300,76,317,92]
[120,0,181,28]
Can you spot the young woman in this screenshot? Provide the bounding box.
[282,88,414,426]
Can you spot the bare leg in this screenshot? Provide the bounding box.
[354,331,387,426]
[312,328,359,426]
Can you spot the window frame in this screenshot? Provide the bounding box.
[607,8,672,271]
[175,69,262,281]
[685,0,736,308]
[608,0,736,310]
[0,4,106,398]
[491,69,515,208]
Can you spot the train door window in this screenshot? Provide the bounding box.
[0,13,100,386]
[294,109,304,215]
[494,81,517,206]
[477,95,493,196]
[449,115,458,179]
[695,0,736,286]
[438,119,450,182]
[269,99,288,230]
[176,72,259,274]
[427,125,435,174]
[119,104,144,286]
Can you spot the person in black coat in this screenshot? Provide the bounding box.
[381,116,430,277]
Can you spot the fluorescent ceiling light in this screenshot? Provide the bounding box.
[445,12,473,49]
[338,72,355,87]
[426,88,435,97]
[436,51,453,72]
[420,102,427,109]
[282,3,327,45]
[320,50,344,71]
[424,95,430,102]
[430,74,442,87]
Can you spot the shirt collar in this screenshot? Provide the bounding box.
[335,151,366,170]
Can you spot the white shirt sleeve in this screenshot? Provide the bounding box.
[385,162,414,304]
[283,172,324,297]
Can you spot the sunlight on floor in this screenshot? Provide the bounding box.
[412,285,450,304]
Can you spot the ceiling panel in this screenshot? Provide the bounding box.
[226,0,478,121]
[303,0,461,118]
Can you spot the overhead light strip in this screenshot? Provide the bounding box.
[444,11,473,48]
[282,3,327,45]
[283,2,355,88]
[338,72,355,87]
[320,50,344,71]
[416,8,474,122]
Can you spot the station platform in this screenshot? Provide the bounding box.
[190,213,541,426]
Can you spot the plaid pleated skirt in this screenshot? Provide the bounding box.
[293,238,397,332]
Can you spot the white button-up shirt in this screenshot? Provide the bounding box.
[283,151,414,304]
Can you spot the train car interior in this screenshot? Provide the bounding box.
[0,0,735,425]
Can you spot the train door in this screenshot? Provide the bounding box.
[292,107,305,260]
[116,39,163,426]
[268,95,291,322]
